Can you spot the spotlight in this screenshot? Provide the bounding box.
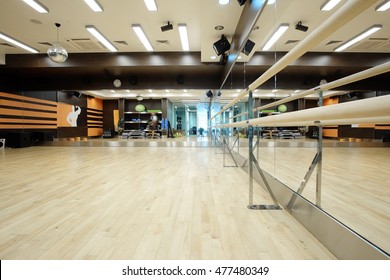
[213,35,230,56]
[206,90,213,98]
[295,21,309,32]
[237,0,246,6]
[161,21,173,32]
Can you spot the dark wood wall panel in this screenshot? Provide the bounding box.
[0,91,57,130]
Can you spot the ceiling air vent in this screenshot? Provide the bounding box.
[285,40,299,45]
[326,40,342,45]
[0,43,16,48]
[38,42,53,46]
[68,38,107,51]
[156,40,170,45]
[114,40,128,45]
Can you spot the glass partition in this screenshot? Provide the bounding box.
[215,0,389,256]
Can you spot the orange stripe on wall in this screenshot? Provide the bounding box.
[0,124,57,129]
[375,126,390,130]
[1,108,57,118]
[0,118,57,124]
[0,92,57,106]
[87,97,103,111]
[88,128,103,137]
[323,128,338,138]
[0,99,57,112]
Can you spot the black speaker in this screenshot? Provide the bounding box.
[213,35,230,56]
[242,39,255,55]
[73,91,82,98]
[237,0,246,6]
[129,76,138,85]
[6,132,31,148]
[177,75,184,84]
[206,90,213,98]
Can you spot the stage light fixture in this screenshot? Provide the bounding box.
[295,21,309,32]
[161,21,173,32]
[213,35,230,56]
[206,90,213,98]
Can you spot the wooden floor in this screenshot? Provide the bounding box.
[0,138,336,260]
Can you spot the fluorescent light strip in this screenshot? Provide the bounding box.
[22,0,49,13]
[178,24,189,51]
[85,25,117,52]
[144,0,157,11]
[320,0,342,11]
[376,0,390,11]
[132,24,153,52]
[335,25,382,52]
[262,24,289,51]
[84,0,103,12]
[0,32,39,53]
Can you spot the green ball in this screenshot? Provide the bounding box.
[135,104,145,112]
[278,104,287,113]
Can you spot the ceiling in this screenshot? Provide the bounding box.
[0,0,389,105]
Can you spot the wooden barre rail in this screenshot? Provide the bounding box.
[213,95,390,128]
[253,61,390,112]
[211,0,378,121]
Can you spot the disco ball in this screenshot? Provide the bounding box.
[47,43,68,63]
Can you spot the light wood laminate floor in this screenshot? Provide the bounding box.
[0,143,335,260]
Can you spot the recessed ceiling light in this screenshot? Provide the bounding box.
[83,0,103,12]
[178,24,189,51]
[210,55,217,60]
[0,32,39,53]
[144,0,157,11]
[320,0,341,11]
[267,0,275,4]
[132,24,154,52]
[22,0,49,13]
[148,89,153,92]
[335,25,382,52]
[219,0,230,4]
[376,0,390,11]
[215,25,224,30]
[262,24,289,51]
[86,25,117,52]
